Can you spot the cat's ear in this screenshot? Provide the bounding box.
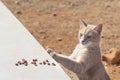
[94,24,102,34]
[80,20,87,28]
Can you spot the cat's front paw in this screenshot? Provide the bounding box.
[46,48,54,54]
[46,48,56,58]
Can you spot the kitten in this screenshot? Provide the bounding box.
[47,20,110,80]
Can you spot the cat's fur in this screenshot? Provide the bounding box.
[47,20,110,80]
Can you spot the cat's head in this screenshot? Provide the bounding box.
[78,20,102,48]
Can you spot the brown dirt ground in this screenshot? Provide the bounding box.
[2,0,120,80]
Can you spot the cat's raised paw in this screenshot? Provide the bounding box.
[46,48,54,54]
[46,48,56,58]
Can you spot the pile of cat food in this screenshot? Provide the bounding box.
[15,59,56,67]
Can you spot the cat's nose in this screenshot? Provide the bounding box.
[81,37,87,43]
[81,39,87,44]
[82,40,86,43]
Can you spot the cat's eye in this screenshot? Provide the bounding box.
[80,33,83,37]
[87,35,91,38]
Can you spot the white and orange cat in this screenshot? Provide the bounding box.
[47,20,110,80]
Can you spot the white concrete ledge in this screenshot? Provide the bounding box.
[0,1,71,80]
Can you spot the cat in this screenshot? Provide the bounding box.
[47,20,110,80]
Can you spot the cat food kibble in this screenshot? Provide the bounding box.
[32,62,37,66]
[17,61,22,65]
[46,60,49,62]
[47,63,50,65]
[24,61,28,66]
[31,61,37,66]
[22,59,26,62]
[33,59,37,62]
[15,59,56,67]
[15,63,19,66]
[43,61,46,65]
[34,63,37,66]
[22,59,28,66]
[52,63,56,66]
[25,63,28,66]
[39,62,42,65]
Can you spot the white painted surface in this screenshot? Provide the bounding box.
[0,1,71,80]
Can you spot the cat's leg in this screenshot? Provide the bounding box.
[47,48,85,74]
